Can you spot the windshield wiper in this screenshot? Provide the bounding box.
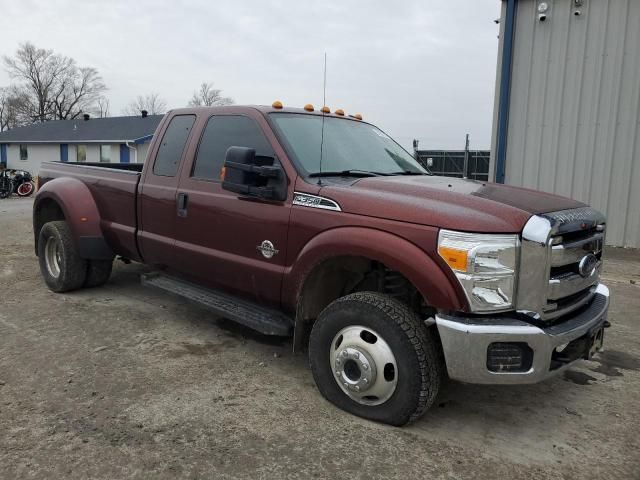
[309,169,388,178]
[388,170,429,176]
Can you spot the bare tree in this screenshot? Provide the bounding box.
[123,93,167,116]
[0,86,28,131]
[2,42,107,123]
[50,66,106,120]
[96,97,110,118]
[188,82,234,107]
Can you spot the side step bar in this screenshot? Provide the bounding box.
[141,273,293,336]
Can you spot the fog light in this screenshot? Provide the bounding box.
[487,342,533,373]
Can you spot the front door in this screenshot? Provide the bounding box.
[173,112,292,307]
[138,114,196,268]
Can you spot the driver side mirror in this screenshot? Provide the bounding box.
[221,146,286,201]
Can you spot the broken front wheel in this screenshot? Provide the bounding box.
[309,292,443,426]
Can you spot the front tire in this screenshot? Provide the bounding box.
[38,221,87,292]
[309,292,442,426]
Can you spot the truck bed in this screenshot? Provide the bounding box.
[38,161,142,260]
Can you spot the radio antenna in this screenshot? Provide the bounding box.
[318,52,327,186]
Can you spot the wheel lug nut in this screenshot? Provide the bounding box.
[362,378,368,384]
[362,364,368,370]
[335,359,341,365]
[354,386,360,391]
[342,351,348,357]
[354,352,359,359]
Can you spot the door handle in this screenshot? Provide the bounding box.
[177,192,188,218]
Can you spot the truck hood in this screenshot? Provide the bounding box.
[319,175,585,233]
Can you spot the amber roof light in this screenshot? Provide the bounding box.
[321,106,330,113]
[272,100,283,109]
[335,109,345,116]
[304,104,314,112]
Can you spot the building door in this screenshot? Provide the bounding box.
[60,144,68,162]
[0,144,6,168]
[119,144,130,163]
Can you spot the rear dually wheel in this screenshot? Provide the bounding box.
[38,220,87,292]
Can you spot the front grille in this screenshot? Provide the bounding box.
[542,227,604,320]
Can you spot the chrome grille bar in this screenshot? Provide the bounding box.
[550,232,603,267]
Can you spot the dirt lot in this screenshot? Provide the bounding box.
[1,196,639,479]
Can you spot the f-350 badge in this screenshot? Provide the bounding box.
[257,240,279,259]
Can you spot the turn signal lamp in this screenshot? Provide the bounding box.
[335,109,345,116]
[304,104,314,112]
[437,245,469,272]
[321,106,330,113]
[272,100,283,109]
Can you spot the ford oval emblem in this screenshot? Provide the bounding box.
[578,253,598,278]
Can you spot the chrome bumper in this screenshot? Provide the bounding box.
[436,284,610,385]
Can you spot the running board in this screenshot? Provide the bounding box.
[141,273,293,336]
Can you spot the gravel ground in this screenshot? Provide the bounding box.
[1,196,639,479]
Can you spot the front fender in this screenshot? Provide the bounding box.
[34,177,113,259]
[282,226,466,312]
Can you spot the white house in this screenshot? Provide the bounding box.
[0,112,163,174]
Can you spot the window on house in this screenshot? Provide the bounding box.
[100,145,110,162]
[19,145,28,161]
[77,145,87,162]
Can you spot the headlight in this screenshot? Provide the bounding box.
[437,230,519,312]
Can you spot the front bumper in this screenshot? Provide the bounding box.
[436,283,609,384]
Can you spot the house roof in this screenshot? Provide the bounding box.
[0,115,163,144]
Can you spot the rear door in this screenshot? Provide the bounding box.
[172,112,292,307]
[138,114,196,268]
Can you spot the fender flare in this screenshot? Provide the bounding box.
[282,226,466,313]
[33,177,113,259]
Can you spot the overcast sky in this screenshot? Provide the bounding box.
[0,0,501,150]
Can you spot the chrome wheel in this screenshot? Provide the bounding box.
[44,236,62,278]
[330,325,398,405]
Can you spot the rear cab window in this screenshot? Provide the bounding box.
[153,115,196,177]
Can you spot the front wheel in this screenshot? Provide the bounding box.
[309,292,443,426]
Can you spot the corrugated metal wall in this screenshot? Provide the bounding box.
[494,0,640,248]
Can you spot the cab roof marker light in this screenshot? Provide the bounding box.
[321,106,330,113]
[335,109,345,116]
[272,100,283,109]
[304,104,314,112]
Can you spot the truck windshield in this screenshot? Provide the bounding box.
[270,113,428,176]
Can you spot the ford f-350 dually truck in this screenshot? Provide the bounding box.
[33,103,609,425]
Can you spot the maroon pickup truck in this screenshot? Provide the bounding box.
[33,104,609,425]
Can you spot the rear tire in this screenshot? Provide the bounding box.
[84,259,113,288]
[309,292,442,426]
[38,221,87,292]
[17,181,34,196]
